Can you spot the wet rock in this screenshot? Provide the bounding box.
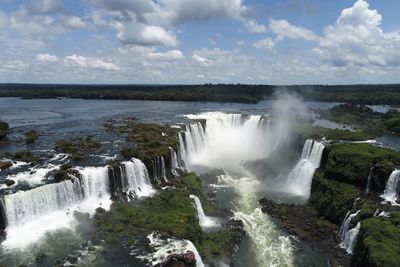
[0,179,15,186]
[0,161,12,170]
[161,250,196,267]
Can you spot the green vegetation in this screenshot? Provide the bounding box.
[318,103,400,135]
[93,173,243,263]
[0,120,9,140]
[25,129,39,144]
[295,123,374,141]
[323,143,400,189]
[2,150,39,163]
[94,190,203,244]
[355,214,400,267]
[309,170,359,225]
[105,118,179,162]
[1,83,400,104]
[55,136,101,161]
[53,164,81,181]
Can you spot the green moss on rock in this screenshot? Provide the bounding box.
[25,129,39,144]
[55,136,101,161]
[355,214,400,267]
[323,143,400,189]
[308,170,359,225]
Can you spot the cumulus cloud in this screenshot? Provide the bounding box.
[147,50,185,60]
[160,0,247,25]
[65,55,119,71]
[313,0,400,67]
[269,19,318,41]
[253,37,281,51]
[36,53,59,62]
[192,54,210,65]
[115,21,178,46]
[245,19,267,33]
[25,0,64,15]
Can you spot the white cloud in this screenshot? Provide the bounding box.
[245,19,267,33]
[253,37,282,51]
[65,55,119,71]
[25,0,64,15]
[313,0,400,67]
[147,50,185,60]
[269,19,318,41]
[0,60,29,71]
[115,21,178,46]
[63,16,86,29]
[36,53,59,62]
[192,54,210,65]
[160,0,246,25]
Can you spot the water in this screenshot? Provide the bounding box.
[0,98,366,266]
[1,158,154,254]
[139,232,205,267]
[381,169,400,205]
[340,222,361,254]
[179,112,325,267]
[285,139,324,199]
[189,195,220,230]
[339,210,361,240]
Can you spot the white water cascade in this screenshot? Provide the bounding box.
[180,112,288,174]
[179,112,297,266]
[122,159,156,198]
[139,232,205,267]
[189,195,220,230]
[1,158,154,249]
[153,155,168,183]
[285,139,325,199]
[340,222,361,254]
[339,210,361,240]
[381,169,400,205]
[170,147,180,176]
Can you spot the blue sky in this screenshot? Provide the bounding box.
[0,0,399,84]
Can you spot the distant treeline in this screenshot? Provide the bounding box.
[0,83,399,104]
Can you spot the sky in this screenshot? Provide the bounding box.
[0,0,399,85]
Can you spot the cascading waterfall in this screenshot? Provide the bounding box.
[179,112,297,267]
[153,155,168,183]
[139,232,205,267]
[1,158,154,249]
[181,112,279,174]
[339,210,361,240]
[381,169,400,204]
[365,167,374,193]
[170,147,180,176]
[122,159,156,198]
[189,195,219,230]
[285,139,325,199]
[340,222,361,254]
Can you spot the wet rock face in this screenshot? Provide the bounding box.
[0,161,12,170]
[161,251,196,267]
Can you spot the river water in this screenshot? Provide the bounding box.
[0,97,399,266]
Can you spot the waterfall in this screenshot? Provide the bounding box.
[4,178,83,227]
[339,210,361,240]
[189,195,219,230]
[340,222,361,254]
[1,158,153,249]
[170,147,180,176]
[286,139,325,199]
[365,167,374,193]
[122,159,156,198]
[180,112,279,173]
[140,232,205,267]
[153,156,168,183]
[381,169,400,205]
